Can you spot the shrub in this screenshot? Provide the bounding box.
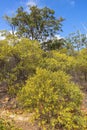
[40,51,75,72]
[18,68,86,130]
[0,38,43,95]
[75,49,87,81]
[0,118,21,130]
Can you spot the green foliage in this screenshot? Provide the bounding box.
[4,6,64,42]
[66,31,87,52]
[75,49,87,72]
[18,68,86,130]
[0,37,43,95]
[74,48,87,83]
[41,38,65,51]
[1,4,87,130]
[40,51,75,72]
[0,118,21,130]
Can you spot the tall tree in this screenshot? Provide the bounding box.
[66,30,87,52]
[4,6,64,42]
[41,38,65,51]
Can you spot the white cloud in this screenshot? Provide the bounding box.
[26,0,39,7]
[25,0,42,12]
[25,0,44,13]
[0,30,17,40]
[55,34,63,39]
[0,32,5,40]
[0,35,5,40]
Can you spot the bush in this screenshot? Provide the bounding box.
[40,51,75,72]
[0,118,21,130]
[18,68,86,130]
[75,49,87,81]
[0,38,43,95]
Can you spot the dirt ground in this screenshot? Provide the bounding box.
[0,88,39,130]
[0,108,39,130]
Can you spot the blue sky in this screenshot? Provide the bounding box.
[0,0,87,37]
